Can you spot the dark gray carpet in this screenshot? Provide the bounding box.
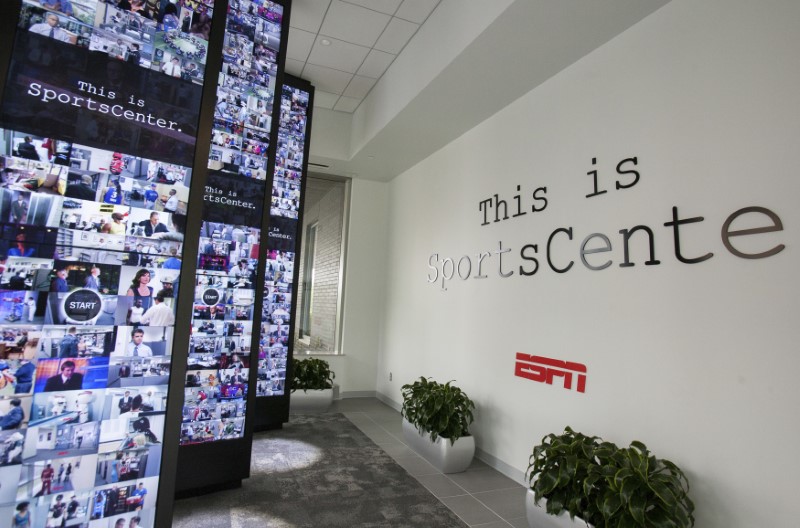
[172,413,469,527]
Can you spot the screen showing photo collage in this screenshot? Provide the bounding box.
[255,249,293,397]
[180,221,257,445]
[0,128,187,528]
[208,0,283,181]
[270,86,309,220]
[18,0,214,85]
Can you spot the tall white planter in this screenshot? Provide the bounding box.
[289,388,333,413]
[401,418,475,473]
[526,489,591,528]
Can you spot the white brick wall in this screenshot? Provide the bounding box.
[294,179,346,353]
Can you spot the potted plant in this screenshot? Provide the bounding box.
[400,377,475,473]
[525,427,695,528]
[289,357,335,412]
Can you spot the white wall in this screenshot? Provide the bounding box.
[326,178,388,395]
[376,1,800,526]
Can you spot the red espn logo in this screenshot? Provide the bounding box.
[514,353,587,393]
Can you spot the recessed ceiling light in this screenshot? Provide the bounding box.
[320,39,331,46]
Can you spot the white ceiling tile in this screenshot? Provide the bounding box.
[302,63,354,94]
[356,49,395,78]
[287,28,316,62]
[307,36,370,74]
[343,75,377,99]
[319,0,391,48]
[313,91,340,109]
[290,0,331,33]
[333,96,361,113]
[374,17,418,54]
[342,0,402,15]
[284,58,305,77]
[395,0,439,23]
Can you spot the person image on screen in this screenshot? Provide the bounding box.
[50,268,69,292]
[66,495,79,519]
[29,13,71,43]
[141,390,154,411]
[143,184,159,208]
[140,291,174,326]
[127,328,152,357]
[113,518,125,528]
[127,42,141,65]
[126,269,153,310]
[126,299,144,326]
[162,248,181,269]
[40,464,55,495]
[11,195,28,223]
[163,188,179,213]
[102,212,126,236]
[128,515,141,528]
[0,398,24,429]
[138,212,168,237]
[13,501,31,528]
[118,390,132,413]
[44,360,83,391]
[15,137,39,160]
[8,234,34,257]
[25,298,40,325]
[42,0,74,16]
[14,359,35,393]
[58,327,79,358]
[103,181,123,205]
[83,266,105,292]
[161,56,181,78]
[130,482,147,509]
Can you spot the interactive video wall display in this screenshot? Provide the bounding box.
[179,0,284,446]
[256,82,310,399]
[0,1,214,526]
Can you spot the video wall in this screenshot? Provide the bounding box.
[179,0,284,446]
[0,1,213,527]
[256,83,310,399]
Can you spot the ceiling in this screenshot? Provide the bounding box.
[285,0,441,113]
[290,0,672,182]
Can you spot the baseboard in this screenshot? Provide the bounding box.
[338,390,377,400]
[475,447,527,486]
[376,392,402,412]
[376,391,526,486]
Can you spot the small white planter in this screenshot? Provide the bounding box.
[289,388,333,413]
[526,489,591,528]
[401,418,475,473]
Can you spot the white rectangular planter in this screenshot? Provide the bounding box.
[526,489,591,528]
[401,418,475,473]
[289,388,333,413]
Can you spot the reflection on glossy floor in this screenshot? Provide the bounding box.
[330,398,529,528]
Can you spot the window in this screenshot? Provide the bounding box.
[294,175,349,355]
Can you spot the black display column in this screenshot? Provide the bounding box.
[254,74,314,430]
[173,0,292,496]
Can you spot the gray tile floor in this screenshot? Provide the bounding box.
[327,398,529,528]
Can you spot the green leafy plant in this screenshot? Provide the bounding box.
[527,427,695,528]
[400,377,475,445]
[291,358,335,392]
[527,426,612,526]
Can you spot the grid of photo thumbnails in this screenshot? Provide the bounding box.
[180,0,285,446]
[19,0,216,85]
[0,123,192,528]
[254,84,310,400]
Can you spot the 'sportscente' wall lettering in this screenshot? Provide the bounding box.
[427,157,785,290]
